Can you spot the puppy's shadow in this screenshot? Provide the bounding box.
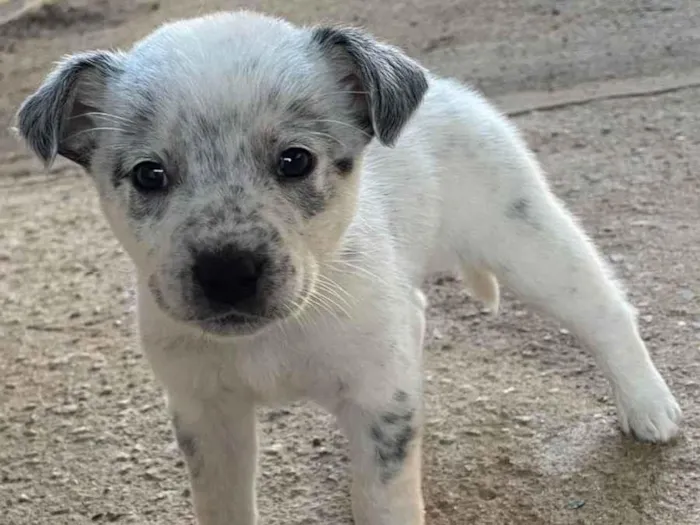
[422,414,687,525]
[516,418,684,524]
[574,430,685,523]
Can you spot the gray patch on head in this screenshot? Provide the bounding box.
[286,97,326,124]
[291,182,329,218]
[128,192,170,222]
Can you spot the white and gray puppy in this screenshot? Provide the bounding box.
[16,10,682,525]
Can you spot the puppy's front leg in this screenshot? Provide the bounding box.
[337,392,425,525]
[331,292,427,525]
[169,396,258,525]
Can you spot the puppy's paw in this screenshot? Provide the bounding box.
[615,372,682,443]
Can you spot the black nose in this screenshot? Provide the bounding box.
[192,247,266,308]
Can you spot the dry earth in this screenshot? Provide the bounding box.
[1,1,699,524]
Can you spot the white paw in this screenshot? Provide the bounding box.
[615,371,682,443]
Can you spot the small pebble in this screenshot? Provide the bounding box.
[264,443,284,456]
[437,433,456,445]
[143,469,162,481]
[679,289,695,301]
[54,404,78,415]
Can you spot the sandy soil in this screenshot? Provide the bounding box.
[1,1,699,524]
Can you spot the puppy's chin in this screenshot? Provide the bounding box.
[194,313,273,338]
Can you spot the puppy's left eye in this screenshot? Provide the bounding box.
[278,148,315,179]
[132,161,168,192]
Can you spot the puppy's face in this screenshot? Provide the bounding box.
[16,11,427,337]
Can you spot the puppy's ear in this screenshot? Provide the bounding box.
[15,51,123,169]
[311,26,428,147]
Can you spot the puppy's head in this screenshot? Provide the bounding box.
[16,11,428,337]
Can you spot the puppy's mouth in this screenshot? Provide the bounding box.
[194,309,271,335]
[147,272,314,337]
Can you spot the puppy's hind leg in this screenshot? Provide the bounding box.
[457,171,681,443]
[460,264,500,314]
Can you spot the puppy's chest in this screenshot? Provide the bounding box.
[203,336,345,405]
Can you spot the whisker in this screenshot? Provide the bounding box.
[308,288,350,320]
[309,119,373,139]
[287,298,315,335]
[305,130,347,149]
[320,90,370,97]
[63,126,125,141]
[316,272,354,297]
[315,275,355,308]
[327,259,389,287]
[70,112,135,124]
[306,293,344,325]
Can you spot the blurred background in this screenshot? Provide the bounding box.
[1,1,698,524]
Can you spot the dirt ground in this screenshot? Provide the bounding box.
[1,0,699,524]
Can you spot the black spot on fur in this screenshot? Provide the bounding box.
[381,410,412,425]
[172,415,201,478]
[507,197,540,229]
[393,390,409,403]
[508,198,530,220]
[371,417,415,483]
[370,391,416,483]
[297,185,327,218]
[334,157,354,174]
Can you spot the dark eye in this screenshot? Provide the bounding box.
[131,161,168,192]
[278,148,315,179]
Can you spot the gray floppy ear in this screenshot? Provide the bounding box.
[15,50,123,169]
[311,26,429,147]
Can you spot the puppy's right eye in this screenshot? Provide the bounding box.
[131,162,168,192]
[278,148,315,179]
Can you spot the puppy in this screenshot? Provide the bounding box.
[16,10,682,525]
